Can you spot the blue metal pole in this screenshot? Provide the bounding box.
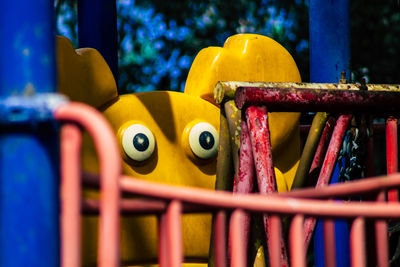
[0,1,60,267]
[310,0,350,82]
[310,0,350,266]
[78,0,118,83]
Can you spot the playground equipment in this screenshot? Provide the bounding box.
[4,0,400,267]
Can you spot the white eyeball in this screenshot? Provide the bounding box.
[122,124,155,161]
[189,122,219,159]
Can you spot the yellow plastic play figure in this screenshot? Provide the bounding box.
[57,36,218,266]
[185,34,301,191]
[57,33,301,266]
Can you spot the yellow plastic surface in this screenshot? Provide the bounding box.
[58,33,302,266]
[81,91,220,266]
[56,36,118,108]
[185,33,301,190]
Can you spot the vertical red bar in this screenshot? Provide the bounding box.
[61,124,82,267]
[230,209,247,267]
[245,106,289,266]
[323,219,336,267]
[158,214,168,267]
[245,106,276,194]
[268,215,284,267]
[166,200,183,267]
[304,115,351,250]
[229,119,254,261]
[350,217,366,267]
[386,117,398,201]
[375,191,389,267]
[214,210,227,267]
[316,115,352,188]
[290,215,306,267]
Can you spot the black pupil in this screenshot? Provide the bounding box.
[133,133,149,152]
[199,131,214,150]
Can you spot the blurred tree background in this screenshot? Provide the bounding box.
[55,0,400,94]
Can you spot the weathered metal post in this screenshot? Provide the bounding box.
[78,0,118,83]
[0,1,60,266]
[310,0,350,266]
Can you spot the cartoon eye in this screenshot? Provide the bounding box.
[122,124,155,161]
[189,122,219,159]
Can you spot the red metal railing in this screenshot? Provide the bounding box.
[57,84,400,267]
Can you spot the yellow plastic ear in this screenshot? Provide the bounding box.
[184,34,301,190]
[56,36,118,108]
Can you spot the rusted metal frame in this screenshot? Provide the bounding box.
[303,115,352,249]
[60,124,82,267]
[235,87,400,113]
[350,217,366,267]
[292,112,329,189]
[245,105,289,266]
[166,200,183,267]
[215,81,400,105]
[386,117,398,201]
[289,215,306,267]
[323,219,336,267]
[230,209,247,267]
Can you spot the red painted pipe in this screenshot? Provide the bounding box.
[290,215,306,267]
[303,115,352,249]
[214,211,227,267]
[235,86,400,113]
[158,214,168,267]
[230,209,247,267]
[386,117,398,201]
[55,102,121,267]
[309,116,336,177]
[166,200,183,267]
[229,119,255,260]
[245,106,288,266]
[350,217,366,267]
[60,124,82,267]
[323,219,336,267]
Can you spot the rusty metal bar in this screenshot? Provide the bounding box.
[290,215,306,267]
[230,209,247,267]
[229,119,255,259]
[235,86,400,113]
[215,81,400,104]
[224,100,241,178]
[309,117,336,180]
[292,112,329,189]
[304,115,351,249]
[350,217,366,267]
